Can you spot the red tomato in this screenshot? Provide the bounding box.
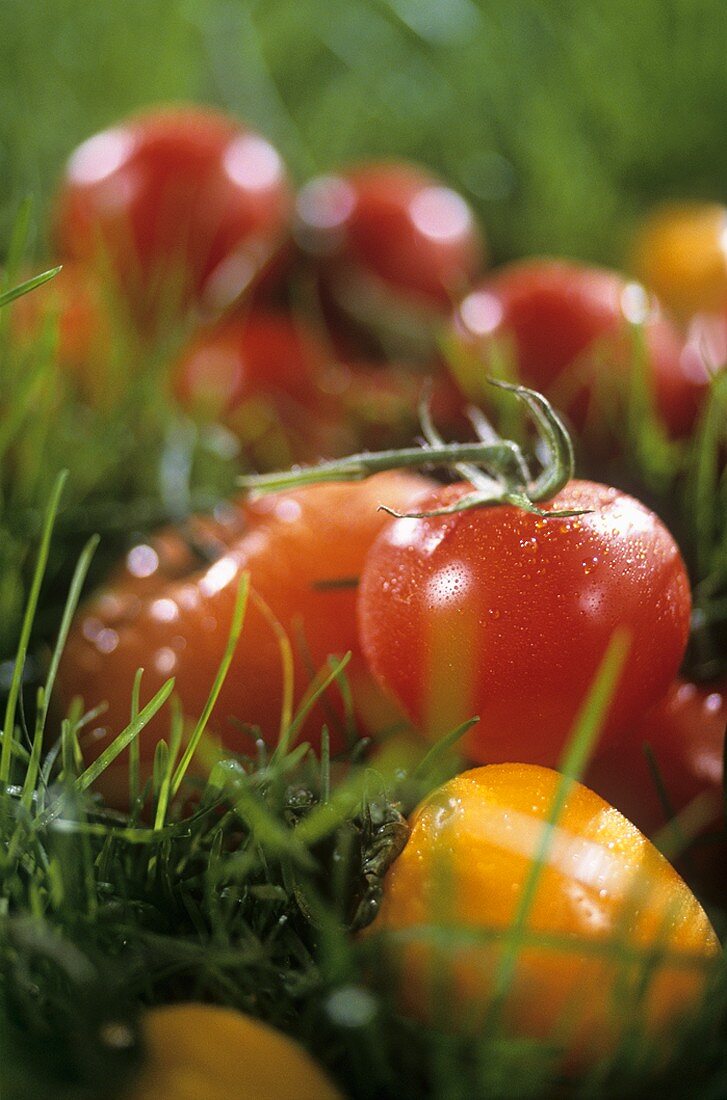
[358,480,691,766]
[586,678,726,839]
[368,764,720,1069]
[295,162,484,309]
[631,202,727,318]
[450,259,710,437]
[174,312,336,467]
[54,106,292,329]
[59,473,433,805]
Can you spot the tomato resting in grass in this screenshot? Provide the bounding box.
[586,677,726,840]
[127,1004,342,1100]
[367,764,720,1069]
[295,161,484,310]
[358,480,691,766]
[449,259,710,437]
[59,473,433,805]
[631,202,727,318]
[54,106,292,329]
[174,311,337,467]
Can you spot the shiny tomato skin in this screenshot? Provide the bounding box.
[451,259,709,436]
[54,106,292,327]
[358,480,691,766]
[128,1004,342,1100]
[59,473,433,805]
[586,678,726,839]
[631,202,727,318]
[295,162,484,308]
[369,764,720,1068]
[101,496,252,600]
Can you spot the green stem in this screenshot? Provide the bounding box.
[238,383,577,521]
[239,439,526,495]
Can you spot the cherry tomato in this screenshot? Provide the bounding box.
[368,763,720,1069]
[631,202,727,318]
[59,473,433,805]
[450,259,710,437]
[54,106,292,329]
[586,678,726,839]
[174,312,334,467]
[358,480,691,766]
[295,162,484,309]
[127,1004,342,1100]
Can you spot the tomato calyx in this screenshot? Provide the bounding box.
[239,380,584,520]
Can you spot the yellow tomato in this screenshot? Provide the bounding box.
[631,202,727,317]
[127,1004,343,1100]
[368,764,721,1069]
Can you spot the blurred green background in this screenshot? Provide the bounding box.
[2,0,727,270]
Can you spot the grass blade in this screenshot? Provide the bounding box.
[1,469,68,786]
[170,572,249,799]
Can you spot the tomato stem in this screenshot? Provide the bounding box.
[239,382,580,519]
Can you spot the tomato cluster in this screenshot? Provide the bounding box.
[35,106,726,1080]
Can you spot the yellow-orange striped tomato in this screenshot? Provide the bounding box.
[127,1004,343,1100]
[368,764,720,1069]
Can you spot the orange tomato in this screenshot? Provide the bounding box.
[368,764,720,1070]
[58,473,432,805]
[127,1004,342,1100]
[631,203,727,318]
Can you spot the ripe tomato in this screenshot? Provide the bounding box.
[127,1004,342,1100]
[101,497,252,600]
[295,162,484,309]
[450,259,710,437]
[586,678,726,839]
[54,106,292,329]
[631,202,727,318]
[59,473,433,805]
[174,312,335,467]
[368,764,720,1069]
[358,480,691,766]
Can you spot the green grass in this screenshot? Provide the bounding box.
[1,2,727,1097]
